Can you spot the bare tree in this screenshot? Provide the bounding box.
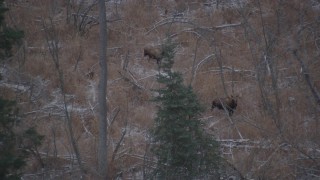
[97,0,108,179]
[42,17,85,173]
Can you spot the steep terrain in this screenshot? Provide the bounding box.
[1,0,320,179]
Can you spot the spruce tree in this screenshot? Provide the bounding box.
[0,99,44,180]
[0,99,25,179]
[0,2,43,179]
[0,0,23,60]
[150,40,220,179]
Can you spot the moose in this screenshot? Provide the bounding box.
[143,47,163,65]
[211,95,238,116]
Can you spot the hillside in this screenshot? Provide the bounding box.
[1,0,320,179]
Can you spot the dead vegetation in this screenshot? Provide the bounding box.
[1,0,320,179]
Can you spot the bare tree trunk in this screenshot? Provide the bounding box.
[293,50,320,105]
[292,5,320,106]
[189,37,200,86]
[42,17,85,173]
[66,0,72,24]
[215,48,228,97]
[97,0,108,179]
[257,0,282,132]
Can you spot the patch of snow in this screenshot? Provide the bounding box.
[86,81,97,103]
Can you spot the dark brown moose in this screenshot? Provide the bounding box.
[143,47,163,64]
[211,95,238,116]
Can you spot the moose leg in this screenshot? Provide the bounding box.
[229,109,233,116]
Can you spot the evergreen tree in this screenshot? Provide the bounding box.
[0,99,25,179]
[0,0,23,60]
[150,40,220,179]
[0,99,44,180]
[0,2,43,179]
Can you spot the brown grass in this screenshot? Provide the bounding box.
[1,0,320,179]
